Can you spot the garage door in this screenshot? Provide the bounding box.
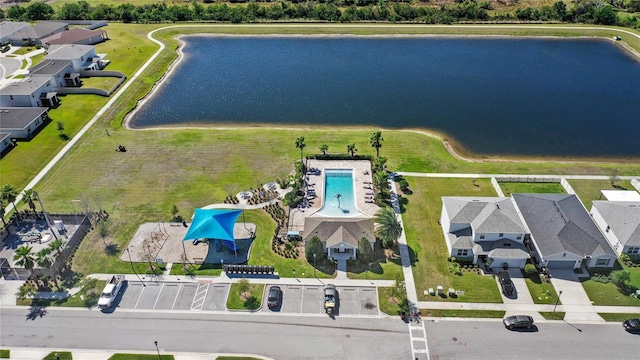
[547,260,576,269]
[490,258,523,269]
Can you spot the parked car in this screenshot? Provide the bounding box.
[267,286,282,309]
[1,45,10,53]
[498,271,515,296]
[622,318,640,333]
[503,315,534,330]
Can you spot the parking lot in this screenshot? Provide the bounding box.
[113,281,380,316]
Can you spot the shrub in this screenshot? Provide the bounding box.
[591,273,611,283]
[448,261,462,276]
[398,179,409,192]
[523,263,538,277]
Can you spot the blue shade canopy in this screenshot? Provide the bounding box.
[183,209,242,242]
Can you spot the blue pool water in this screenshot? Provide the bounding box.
[317,170,359,217]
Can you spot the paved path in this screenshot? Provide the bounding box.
[548,269,604,322]
[398,172,638,180]
[2,347,273,360]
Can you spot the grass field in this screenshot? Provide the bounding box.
[402,177,503,303]
[524,274,561,305]
[421,309,506,318]
[598,313,640,321]
[539,311,565,320]
[581,266,640,306]
[500,182,566,196]
[568,179,634,208]
[226,282,265,310]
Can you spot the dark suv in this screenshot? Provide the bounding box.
[498,271,515,296]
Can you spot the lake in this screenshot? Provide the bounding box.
[128,36,640,158]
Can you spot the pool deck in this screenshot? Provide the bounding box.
[288,159,380,234]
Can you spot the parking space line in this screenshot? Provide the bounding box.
[152,283,166,309]
[191,283,209,311]
[170,283,182,310]
[133,283,146,309]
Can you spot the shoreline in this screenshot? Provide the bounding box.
[122,28,640,165]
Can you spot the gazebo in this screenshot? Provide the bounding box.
[183,209,243,255]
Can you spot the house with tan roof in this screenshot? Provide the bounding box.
[42,28,108,49]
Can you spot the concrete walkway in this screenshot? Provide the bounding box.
[549,269,604,322]
[2,347,273,360]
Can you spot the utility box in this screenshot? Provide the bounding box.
[54,220,66,234]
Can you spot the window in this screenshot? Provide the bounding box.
[606,225,610,233]
[596,259,609,266]
[516,234,522,240]
[479,235,485,240]
[499,233,504,237]
[628,247,640,254]
[457,249,469,256]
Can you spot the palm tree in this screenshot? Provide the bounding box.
[319,144,329,155]
[369,131,384,158]
[1,184,19,215]
[13,245,36,270]
[48,238,65,256]
[335,193,342,209]
[22,189,37,213]
[346,143,357,157]
[374,206,403,248]
[36,248,52,268]
[0,200,6,227]
[295,136,306,164]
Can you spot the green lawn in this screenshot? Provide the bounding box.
[524,274,561,305]
[499,182,565,196]
[539,312,565,320]
[0,350,9,358]
[598,313,640,321]
[43,352,72,360]
[109,355,174,360]
[402,177,503,303]
[227,282,265,310]
[81,77,122,91]
[421,309,506,318]
[568,179,634,208]
[581,266,640,306]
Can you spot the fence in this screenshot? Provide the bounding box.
[632,178,640,193]
[560,178,576,195]
[490,177,504,197]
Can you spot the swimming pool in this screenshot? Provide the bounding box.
[317,169,359,217]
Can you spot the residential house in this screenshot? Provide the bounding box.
[0,21,30,45]
[303,217,375,260]
[0,132,13,154]
[0,107,49,139]
[46,44,108,71]
[0,77,60,108]
[591,201,640,256]
[440,197,530,269]
[29,60,81,88]
[7,21,69,46]
[42,28,108,49]
[512,193,617,269]
[599,190,640,202]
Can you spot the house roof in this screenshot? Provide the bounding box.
[46,44,94,60]
[303,217,375,248]
[592,201,640,247]
[449,227,473,249]
[0,107,48,130]
[30,22,68,38]
[0,77,51,96]
[512,193,616,258]
[0,132,11,142]
[600,190,640,202]
[42,28,106,46]
[0,21,29,38]
[29,60,73,76]
[487,247,530,260]
[442,197,526,234]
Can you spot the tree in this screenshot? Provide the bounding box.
[16,282,37,301]
[22,189,37,213]
[346,143,357,157]
[97,219,111,246]
[358,237,373,263]
[1,184,19,215]
[25,2,55,20]
[319,144,329,155]
[48,238,65,256]
[369,130,384,158]
[0,200,6,227]
[13,246,36,270]
[295,136,306,164]
[372,156,387,173]
[36,248,52,268]
[237,278,251,299]
[389,274,406,304]
[610,269,631,287]
[305,235,324,263]
[609,169,620,187]
[374,206,402,247]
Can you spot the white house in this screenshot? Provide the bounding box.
[0,107,49,139]
[0,132,13,154]
[0,77,59,108]
[45,44,108,72]
[513,194,617,269]
[591,201,640,256]
[29,60,80,88]
[440,197,530,269]
[0,21,30,45]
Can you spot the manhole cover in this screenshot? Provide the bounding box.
[452,337,458,342]
[345,334,351,339]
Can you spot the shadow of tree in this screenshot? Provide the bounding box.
[105,243,119,257]
[244,296,260,311]
[25,304,48,321]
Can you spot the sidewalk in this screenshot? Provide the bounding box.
[2,347,273,360]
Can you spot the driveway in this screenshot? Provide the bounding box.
[548,269,603,322]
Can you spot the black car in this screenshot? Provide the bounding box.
[622,318,640,332]
[1,45,10,53]
[498,271,515,296]
[267,286,282,309]
[503,315,534,330]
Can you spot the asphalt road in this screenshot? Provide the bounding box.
[2,307,639,360]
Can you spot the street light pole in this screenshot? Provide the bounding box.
[126,247,145,286]
[553,290,563,313]
[293,269,296,279]
[154,340,161,360]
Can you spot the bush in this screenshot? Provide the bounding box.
[448,261,462,276]
[591,273,611,283]
[524,263,538,277]
[398,179,409,192]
